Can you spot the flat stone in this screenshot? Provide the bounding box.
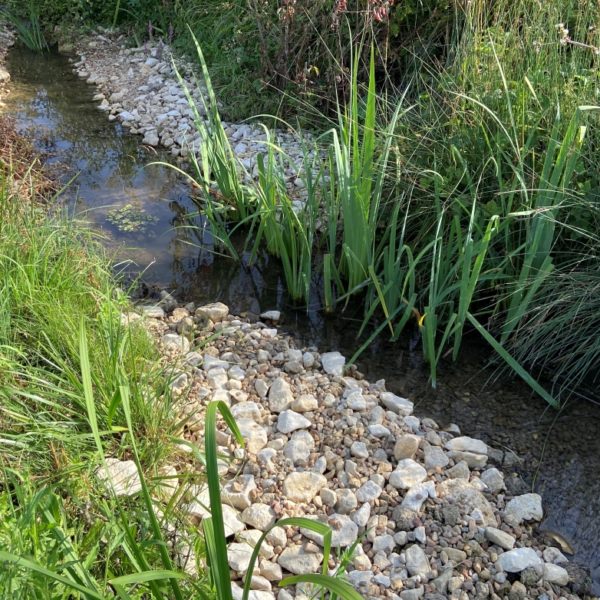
[381,392,413,415]
[195,302,229,322]
[481,467,505,493]
[161,333,190,353]
[356,480,382,503]
[278,545,323,575]
[400,481,436,512]
[405,544,432,578]
[222,475,257,510]
[394,434,421,460]
[445,436,488,455]
[228,542,253,572]
[485,527,515,550]
[277,410,311,433]
[302,514,358,548]
[96,458,142,497]
[436,479,496,527]
[446,461,471,479]
[236,419,268,454]
[320,351,345,376]
[447,449,488,469]
[504,493,543,524]
[496,548,543,573]
[260,310,281,322]
[140,304,165,318]
[543,563,569,585]
[389,459,427,489]
[241,503,277,531]
[283,472,327,503]
[268,377,294,412]
[424,445,449,470]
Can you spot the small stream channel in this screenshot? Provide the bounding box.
[3,47,600,595]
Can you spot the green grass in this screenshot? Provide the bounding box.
[0,152,365,598]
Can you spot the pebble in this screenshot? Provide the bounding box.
[389,459,427,489]
[495,548,543,573]
[282,472,327,503]
[504,493,543,524]
[277,410,311,433]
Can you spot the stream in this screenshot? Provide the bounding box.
[3,47,600,595]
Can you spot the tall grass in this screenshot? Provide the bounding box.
[2,0,48,52]
[172,2,600,404]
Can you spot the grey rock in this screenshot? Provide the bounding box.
[543,563,569,585]
[495,548,543,573]
[228,542,253,572]
[195,301,229,322]
[282,472,327,503]
[353,502,371,527]
[350,441,369,459]
[320,351,345,376]
[504,493,543,524]
[485,527,515,550]
[268,378,294,413]
[356,480,382,503]
[445,436,488,455]
[424,446,449,470]
[381,392,413,415]
[278,545,323,575]
[241,503,276,531]
[405,544,432,578]
[481,467,505,493]
[389,459,427,489]
[400,481,436,513]
[161,333,190,353]
[283,430,314,464]
[96,458,142,497]
[401,587,424,600]
[277,410,311,433]
[436,478,496,527]
[260,310,281,322]
[222,475,257,510]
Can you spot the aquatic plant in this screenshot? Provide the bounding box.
[107,202,159,232]
[2,0,48,52]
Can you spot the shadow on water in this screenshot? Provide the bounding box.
[4,46,600,594]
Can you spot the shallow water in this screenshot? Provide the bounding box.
[3,46,600,595]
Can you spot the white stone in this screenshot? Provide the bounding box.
[353,502,371,527]
[283,472,327,503]
[283,430,314,464]
[228,542,253,572]
[237,419,268,454]
[302,514,358,548]
[268,378,294,413]
[195,302,229,322]
[140,305,165,318]
[277,410,311,434]
[96,458,142,497]
[161,333,190,353]
[278,545,323,575]
[400,481,436,512]
[495,548,543,573]
[504,493,543,524]
[222,475,257,510]
[241,503,277,531]
[380,392,413,416]
[356,480,382,503]
[260,310,280,322]
[291,394,318,412]
[320,351,345,376]
[445,436,488,455]
[405,544,431,578]
[543,563,569,585]
[350,441,369,459]
[484,527,515,550]
[389,459,427,489]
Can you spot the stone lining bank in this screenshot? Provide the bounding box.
[68,30,313,195]
[0,24,14,104]
[106,298,592,599]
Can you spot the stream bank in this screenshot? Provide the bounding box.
[0,27,598,598]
